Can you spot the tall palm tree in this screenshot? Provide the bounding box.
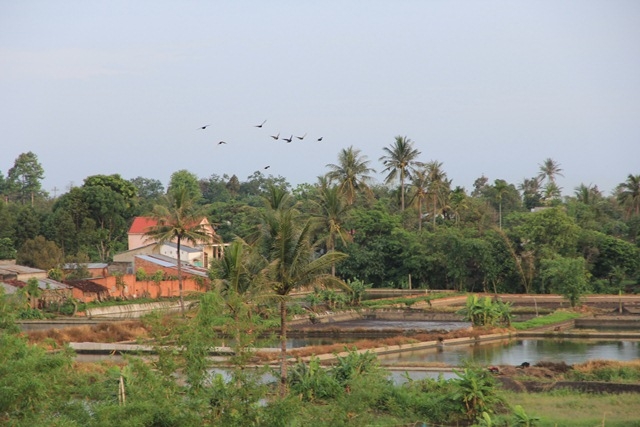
[493,179,509,230]
[259,187,347,395]
[408,167,429,231]
[426,161,449,227]
[448,186,469,225]
[617,174,640,218]
[537,158,564,205]
[145,186,214,316]
[380,136,422,211]
[574,183,602,206]
[210,237,259,297]
[537,158,564,185]
[314,182,352,275]
[325,146,376,205]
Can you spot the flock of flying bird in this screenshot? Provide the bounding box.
[197,120,323,170]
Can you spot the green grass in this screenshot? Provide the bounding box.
[361,292,458,308]
[512,310,582,330]
[504,390,640,426]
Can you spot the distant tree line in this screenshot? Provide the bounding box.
[1,144,639,298]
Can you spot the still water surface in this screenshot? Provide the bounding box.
[377,338,640,366]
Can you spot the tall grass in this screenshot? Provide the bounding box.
[512,310,581,330]
[570,360,640,383]
[504,390,640,427]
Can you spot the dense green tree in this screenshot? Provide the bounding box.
[0,202,15,241]
[325,146,376,205]
[199,174,232,203]
[540,256,590,306]
[380,136,423,211]
[81,174,138,260]
[13,206,41,249]
[226,174,241,197]
[0,170,6,198]
[0,237,16,260]
[168,169,202,201]
[518,177,543,210]
[337,204,407,287]
[145,186,214,315]
[578,230,640,285]
[239,171,290,200]
[129,176,164,214]
[16,236,63,270]
[471,175,489,198]
[510,207,580,258]
[6,151,46,205]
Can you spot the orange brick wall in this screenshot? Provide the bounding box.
[91,274,205,299]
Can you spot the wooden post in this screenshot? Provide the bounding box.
[119,375,126,406]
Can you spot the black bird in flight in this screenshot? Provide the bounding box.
[218,141,227,145]
[264,165,270,169]
[317,136,323,141]
[198,125,211,130]
[270,132,280,140]
[296,133,307,140]
[254,119,267,128]
[283,135,293,143]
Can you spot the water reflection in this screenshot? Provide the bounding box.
[74,338,640,368]
[377,339,640,366]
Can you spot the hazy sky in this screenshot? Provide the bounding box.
[1,1,639,197]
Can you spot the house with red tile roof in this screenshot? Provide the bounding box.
[125,216,227,269]
[128,217,162,250]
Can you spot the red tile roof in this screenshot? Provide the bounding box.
[128,217,158,234]
[64,280,109,293]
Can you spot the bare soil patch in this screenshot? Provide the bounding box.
[26,320,150,350]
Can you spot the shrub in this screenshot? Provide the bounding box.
[135,268,148,281]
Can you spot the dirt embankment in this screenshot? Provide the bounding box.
[492,361,640,394]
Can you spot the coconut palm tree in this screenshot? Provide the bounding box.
[259,187,347,395]
[408,167,429,231]
[380,136,422,211]
[325,146,376,205]
[314,182,352,275]
[448,186,469,225]
[617,174,640,218]
[537,158,564,185]
[574,183,602,205]
[426,161,449,227]
[145,186,214,316]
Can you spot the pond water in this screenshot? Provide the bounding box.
[377,338,640,367]
[292,319,471,332]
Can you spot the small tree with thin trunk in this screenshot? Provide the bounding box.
[259,186,347,395]
[145,186,213,316]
